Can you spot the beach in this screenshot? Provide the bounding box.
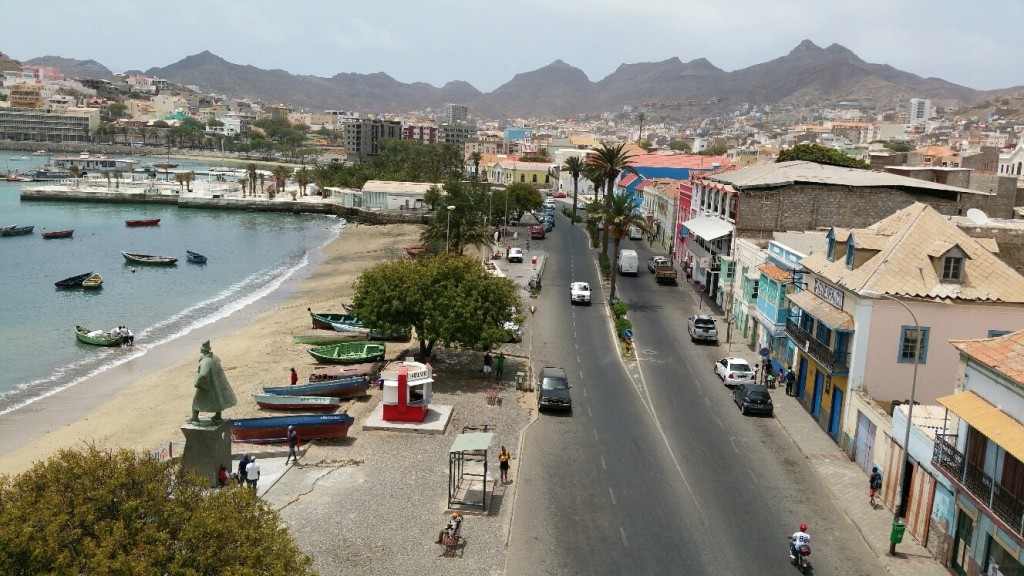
[0,222,424,477]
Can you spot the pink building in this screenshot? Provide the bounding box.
[403,124,437,144]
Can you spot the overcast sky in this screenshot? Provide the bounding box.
[4,0,1022,93]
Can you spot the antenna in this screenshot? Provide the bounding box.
[965,208,989,225]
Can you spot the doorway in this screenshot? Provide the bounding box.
[951,509,973,576]
[828,386,844,439]
[812,372,824,418]
[797,357,807,400]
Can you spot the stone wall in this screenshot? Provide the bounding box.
[958,223,1024,276]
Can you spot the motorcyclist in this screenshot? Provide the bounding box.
[789,523,811,559]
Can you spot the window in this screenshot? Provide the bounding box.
[845,236,855,269]
[751,279,759,300]
[814,322,832,346]
[988,330,1012,338]
[898,326,930,364]
[942,256,963,282]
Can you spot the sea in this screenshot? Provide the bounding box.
[0,150,343,415]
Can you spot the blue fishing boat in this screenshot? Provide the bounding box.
[263,375,370,399]
[186,250,207,264]
[231,413,355,443]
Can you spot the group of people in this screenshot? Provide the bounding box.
[482,352,505,380]
[111,325,134,346]
[235,454,261,490]
[753,363,797,394]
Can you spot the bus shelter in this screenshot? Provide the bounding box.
[447,431,493,511]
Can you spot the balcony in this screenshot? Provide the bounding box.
[785,319,851,373]
[933,434,1024,538]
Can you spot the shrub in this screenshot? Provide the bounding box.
[611,301,629,318]
[614,317,633,336]
[598,252,611,279]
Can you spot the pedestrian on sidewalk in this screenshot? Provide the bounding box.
[498,446,511,484]
[236,454,250,486]
[495,353,505,380]
[482,352,493,376]
[285,425,300,465]
[245,456,260,491]
[869,466,883,507]
[785,367,796,396]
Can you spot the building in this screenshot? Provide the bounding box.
[443,103,468,124]
[9,84,43,109]
[0,107,99,142]
[489,160,555,188]
[909,98,933,126]
[933,330,1024,575]
[438,123,475,150]
[344,118,403,160]
[998,142,1024,178]
[403,123,437,144]
[360,180,435,210]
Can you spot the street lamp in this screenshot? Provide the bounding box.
[445,205,455,254]
[862,289,920,556]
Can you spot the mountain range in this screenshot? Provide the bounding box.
[23,40,1019,119]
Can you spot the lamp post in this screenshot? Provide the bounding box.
[863,290,920,556]
[503,186,510,240]
[446,205,455,254]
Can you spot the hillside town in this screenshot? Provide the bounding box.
[5,52,1024,576]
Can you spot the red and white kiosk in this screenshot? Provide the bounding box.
[381,359,433,423]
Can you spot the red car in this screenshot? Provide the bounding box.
[553,191,567,198]
[529,225,546,239]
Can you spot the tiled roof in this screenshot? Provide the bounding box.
[975,237,999,253]
[705,161,989,195]
[801,203,1024,302]
[950,330,1024,388]
[758,263,793,283]
[619,173,639,187]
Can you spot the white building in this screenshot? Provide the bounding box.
[909,98,933,126]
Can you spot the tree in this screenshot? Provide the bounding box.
[697,144,729,156]
[668,139,691,152]
[469,151,482,180]
[294,166,311,196]
[586,189,650,300]
[258,173,266,196]
[877,140,912,153]
[636,110,646,145]
[518,149,550,163]
[245,163,258,197]
[100,170,111,188]
[174,172,187,193]
[562,155,585,226]
[272,166,294,199]
[776,143,870,169]
[582,163,604,201]
[352,254,521,358]
[588,142,638,256]
[0,445,315,575]
[106,102,127,120]
[418,179,492,255]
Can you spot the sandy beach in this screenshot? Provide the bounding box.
[0,222,424,477]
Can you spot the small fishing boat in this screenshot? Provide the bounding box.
[125,219,161,227]
[82,273,103,289]
[42,229,74,239]
[9,155,29,161]
[308,309,363,331]
[55,272,93,288]
[152,162,178,170]
[309,362,380,383]
[292,331,365,345]
[122,251,177,265]
[230,413,355,443]
[308,341,387,364]
[263,375,371,399]
[75,325,123,347]
[0,225,34,236]
[186,250,207,264]
[405,245,429,257]
[252,394,343,411]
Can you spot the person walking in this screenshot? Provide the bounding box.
[236,454,250,486]
[482,352,492,377]
[290,367,298,386]
[285,425,300,465]
[495,353,505,380]
[498,446,511,484]
[124,327,134,347]
[785,368,796,396]
[869,466,883,507]
[245,456,260,491]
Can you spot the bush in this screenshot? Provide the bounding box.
[598,252,611,279]
[611,301,629,318]
[614,317,633,336]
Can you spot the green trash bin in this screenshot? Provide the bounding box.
[890,521,906,544]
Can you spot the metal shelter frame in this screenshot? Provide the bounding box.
[447,431,493,511]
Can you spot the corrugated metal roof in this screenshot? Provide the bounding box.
[361,180,437,194]
[937,391,1024,463]
[449,432,493,453]
[704,161,990,195]
[788,290,854,329]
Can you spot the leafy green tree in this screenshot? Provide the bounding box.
[518,149,551,163]
[352,254,520,357]
[877,140,912,153]
[0,445,315,575]
[585,189,650,300]
[668,139,691,152]
[419,179,492,254]
[469,151,482,180]
[697,144,729,156]
[776,143,870,169]
[271,166,293,199]
[423,185,443,211]
[588,142,638,255]
[294,166,311,196]
[562,155,585,226]
[502,182,543,222]
[106,102,127,120]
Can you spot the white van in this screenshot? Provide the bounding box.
[617,249,639,276]
[628,227,643,240]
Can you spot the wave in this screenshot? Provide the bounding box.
[0,219,345,417]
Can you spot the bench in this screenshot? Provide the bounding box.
[438,521,463,557]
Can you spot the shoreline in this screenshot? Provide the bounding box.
[0,222,423,476]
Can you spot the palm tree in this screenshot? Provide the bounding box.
[100,170,111,189]
[587,189,650,300]
[184,171,196,193]
[238,177,249,196]
[294,166,311,196]
[562,155,584,226]
[582,163,604,201]
[244,164,257,197]
[68,165,82,179]
[588,142,638,255]
[469,151,482,180]
[113,171,121,189]
[272,166,294,199]
[636,110,646,145]
[174,172,187,193]
[258,173,266,197]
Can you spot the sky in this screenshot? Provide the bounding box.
[4,0,1022,93]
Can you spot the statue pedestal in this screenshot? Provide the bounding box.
[180,419,233,487]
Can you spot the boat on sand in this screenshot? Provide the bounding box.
[308,341,386,364]
[231,413,355,443]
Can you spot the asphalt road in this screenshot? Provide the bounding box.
[507,208,884,575]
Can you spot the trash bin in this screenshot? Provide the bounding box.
[889,521,906,544]
[515,371,528,391]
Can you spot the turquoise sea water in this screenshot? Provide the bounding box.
[0,151,342,414]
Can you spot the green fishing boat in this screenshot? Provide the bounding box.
[75,325,123,347]
[292,331,365,345]
[308,341,387,364]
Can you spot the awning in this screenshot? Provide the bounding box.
[787,290,854,330]
[937,391,1024,464]
[682,216,733,241]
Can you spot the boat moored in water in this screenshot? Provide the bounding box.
[122,251,177,265]
[42,229,74,239]
[55,272,93,288]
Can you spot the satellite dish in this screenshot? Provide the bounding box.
[966,208,989,225]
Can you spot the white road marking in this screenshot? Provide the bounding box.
[620,526,629,547]
[593,429,599,441]
[730,438,741,455]
[608,486,616,506]
[601,455,607,470]
[587,405,592,417]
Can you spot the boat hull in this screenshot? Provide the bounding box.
[231,414,354,443]
[186,250,207,264]
[82,273,103,289]
[1,225,34,236]
[122,251,178,265]
[252,394,343,411]
[308,341,387,364]
[263,375,370,399]
[292,332,364,345]
[42,229,74,239]
[125,219,161,227]
[75,325,122,347]
[56,272,93,288]
[309,362,380,382]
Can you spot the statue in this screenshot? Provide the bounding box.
[188,340,237,425]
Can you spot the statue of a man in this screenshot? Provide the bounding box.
[188,340,237,425]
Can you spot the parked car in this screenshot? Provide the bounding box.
[570,281,591,305]
[715,357,755,386]
[538,367,572,412]
[529,225,546,239]
[647,255,670,273]
[553,191,567,198]
[507,247,524,263]
[543,199,555,209]
[543,220,554,232]
[617,249,639,275]
[733,383,774,416]
[688,314,719,343]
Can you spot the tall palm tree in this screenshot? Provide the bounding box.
[469,151,482,180]
[562,155,585,226]
[636,110,646,145]
[272,166,294,199]
[184,171,196,193]
[100,170,111,189]
[174,172,187,193]
[587,189,650,300]
[238,177,248,196]
[245,164,258,197]
[294,166,311,196]
[588,142,638,255]
[258,173,266,197]
[582,163,604,202]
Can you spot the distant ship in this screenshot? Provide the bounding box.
[16,167,74,181]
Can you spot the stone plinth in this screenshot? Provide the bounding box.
[180,419,233,487]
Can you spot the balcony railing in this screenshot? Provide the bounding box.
[785,319,851,373]
[933,434,1024,537]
